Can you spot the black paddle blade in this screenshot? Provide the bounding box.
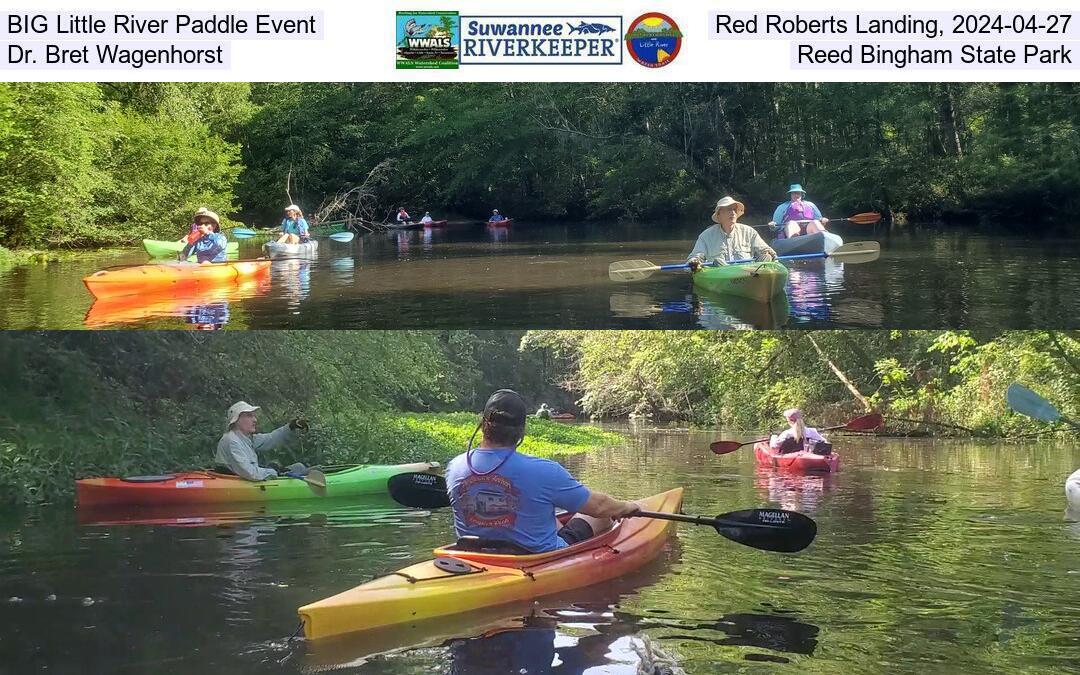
[387,472,450,509]
[713,509,817,553]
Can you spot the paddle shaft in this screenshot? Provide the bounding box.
[636,510,786,530]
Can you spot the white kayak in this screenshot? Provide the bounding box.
[1067,469,1080,510]
[771,231,843,257]
[263,239,319,259]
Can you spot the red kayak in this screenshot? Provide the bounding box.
[487,218,513,227]
[754,441,839,473]
[422,220,448,227]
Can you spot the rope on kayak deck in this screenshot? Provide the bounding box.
[632,635,685,675]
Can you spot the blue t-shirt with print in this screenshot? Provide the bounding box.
[445,448,591,553]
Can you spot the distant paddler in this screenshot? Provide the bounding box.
[178,209,229,264]
[396,207,412,224]
[769,184,829,240]
[488,209,508,223]
[687,196,777,270]
[277,204,310,245]
[420,211,433,225]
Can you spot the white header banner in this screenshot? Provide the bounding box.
[0,0,1077,80]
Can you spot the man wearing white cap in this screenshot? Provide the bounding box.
[277,204,310,245]
[215,401,309,481]
[687,196,776,268]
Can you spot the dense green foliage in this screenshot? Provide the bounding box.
[0,331,597,506]
[522,330,1080,434]
[3,82,1079,249]
[0,330,1074,506]
[0,83,247,248]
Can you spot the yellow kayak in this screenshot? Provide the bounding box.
[298,487,683,640]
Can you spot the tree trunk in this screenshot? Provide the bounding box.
[807,335,872,411]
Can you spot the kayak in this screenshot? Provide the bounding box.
[76,462,439,507]
[422,220,448,227]
[83,260,271,299]
[550,413,576,421]
[143,239,239,259]
[77,494,398,527]
[754,441,839,473]
[83,277,269,328]
[692,261,788,303]
[388,221,421,230]
[263,239,320,259]
[298,487,683,640]
[1067,469,1080,510]
[487,219,513,226]
[770,231,843,257]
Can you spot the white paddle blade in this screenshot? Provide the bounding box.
[608,259,661,282]
[827,241,880,264]
[1006,384,1061,423]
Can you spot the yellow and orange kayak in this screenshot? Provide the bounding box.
[82,260,271,299]
[298,487,683,640]
[84,276,270,328]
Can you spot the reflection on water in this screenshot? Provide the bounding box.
[82,276,270,329]
[1,223,1078,328]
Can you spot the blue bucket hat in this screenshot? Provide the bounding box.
[788,184,806,195]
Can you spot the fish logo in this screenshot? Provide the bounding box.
[567,21,615,35]
[625,12,682,68]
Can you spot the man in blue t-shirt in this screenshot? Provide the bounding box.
[445,389,640,553]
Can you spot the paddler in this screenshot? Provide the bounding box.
[445,389,640,554]
[535,403,552,419]
[277,204,310,245]
[687,196,777,270]
[178,209,229,264]
[178,207,213,245]
[396,207,412,224]
[768,184,829,240]
[488,209,506,223]
[420,211,434,225]
[215,401,310,481]
[770,408,831,455]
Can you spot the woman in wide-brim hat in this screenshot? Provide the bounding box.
[687,196,776,268]
[769,183,829,240]
[179,208,228,264]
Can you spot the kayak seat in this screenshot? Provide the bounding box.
[449,535,533,555]
[810,441,833,456]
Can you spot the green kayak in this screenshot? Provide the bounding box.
[692,261,789,302]
[77,461,441,507]
[143,239,239,259]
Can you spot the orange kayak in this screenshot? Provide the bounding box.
[298,487,682,640]
[76,463,440,507]
[84,277,270,328]
[83,260,271,299]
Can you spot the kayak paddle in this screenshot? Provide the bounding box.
[753,212,882,228]
[1006,383,1079,429]
[386,473,817,553]
[233,229,355,243]
[608,242,880,282]
[710,413,883,455]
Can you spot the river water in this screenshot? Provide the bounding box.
[1,223,1077,329]
[2,429,1078,673]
